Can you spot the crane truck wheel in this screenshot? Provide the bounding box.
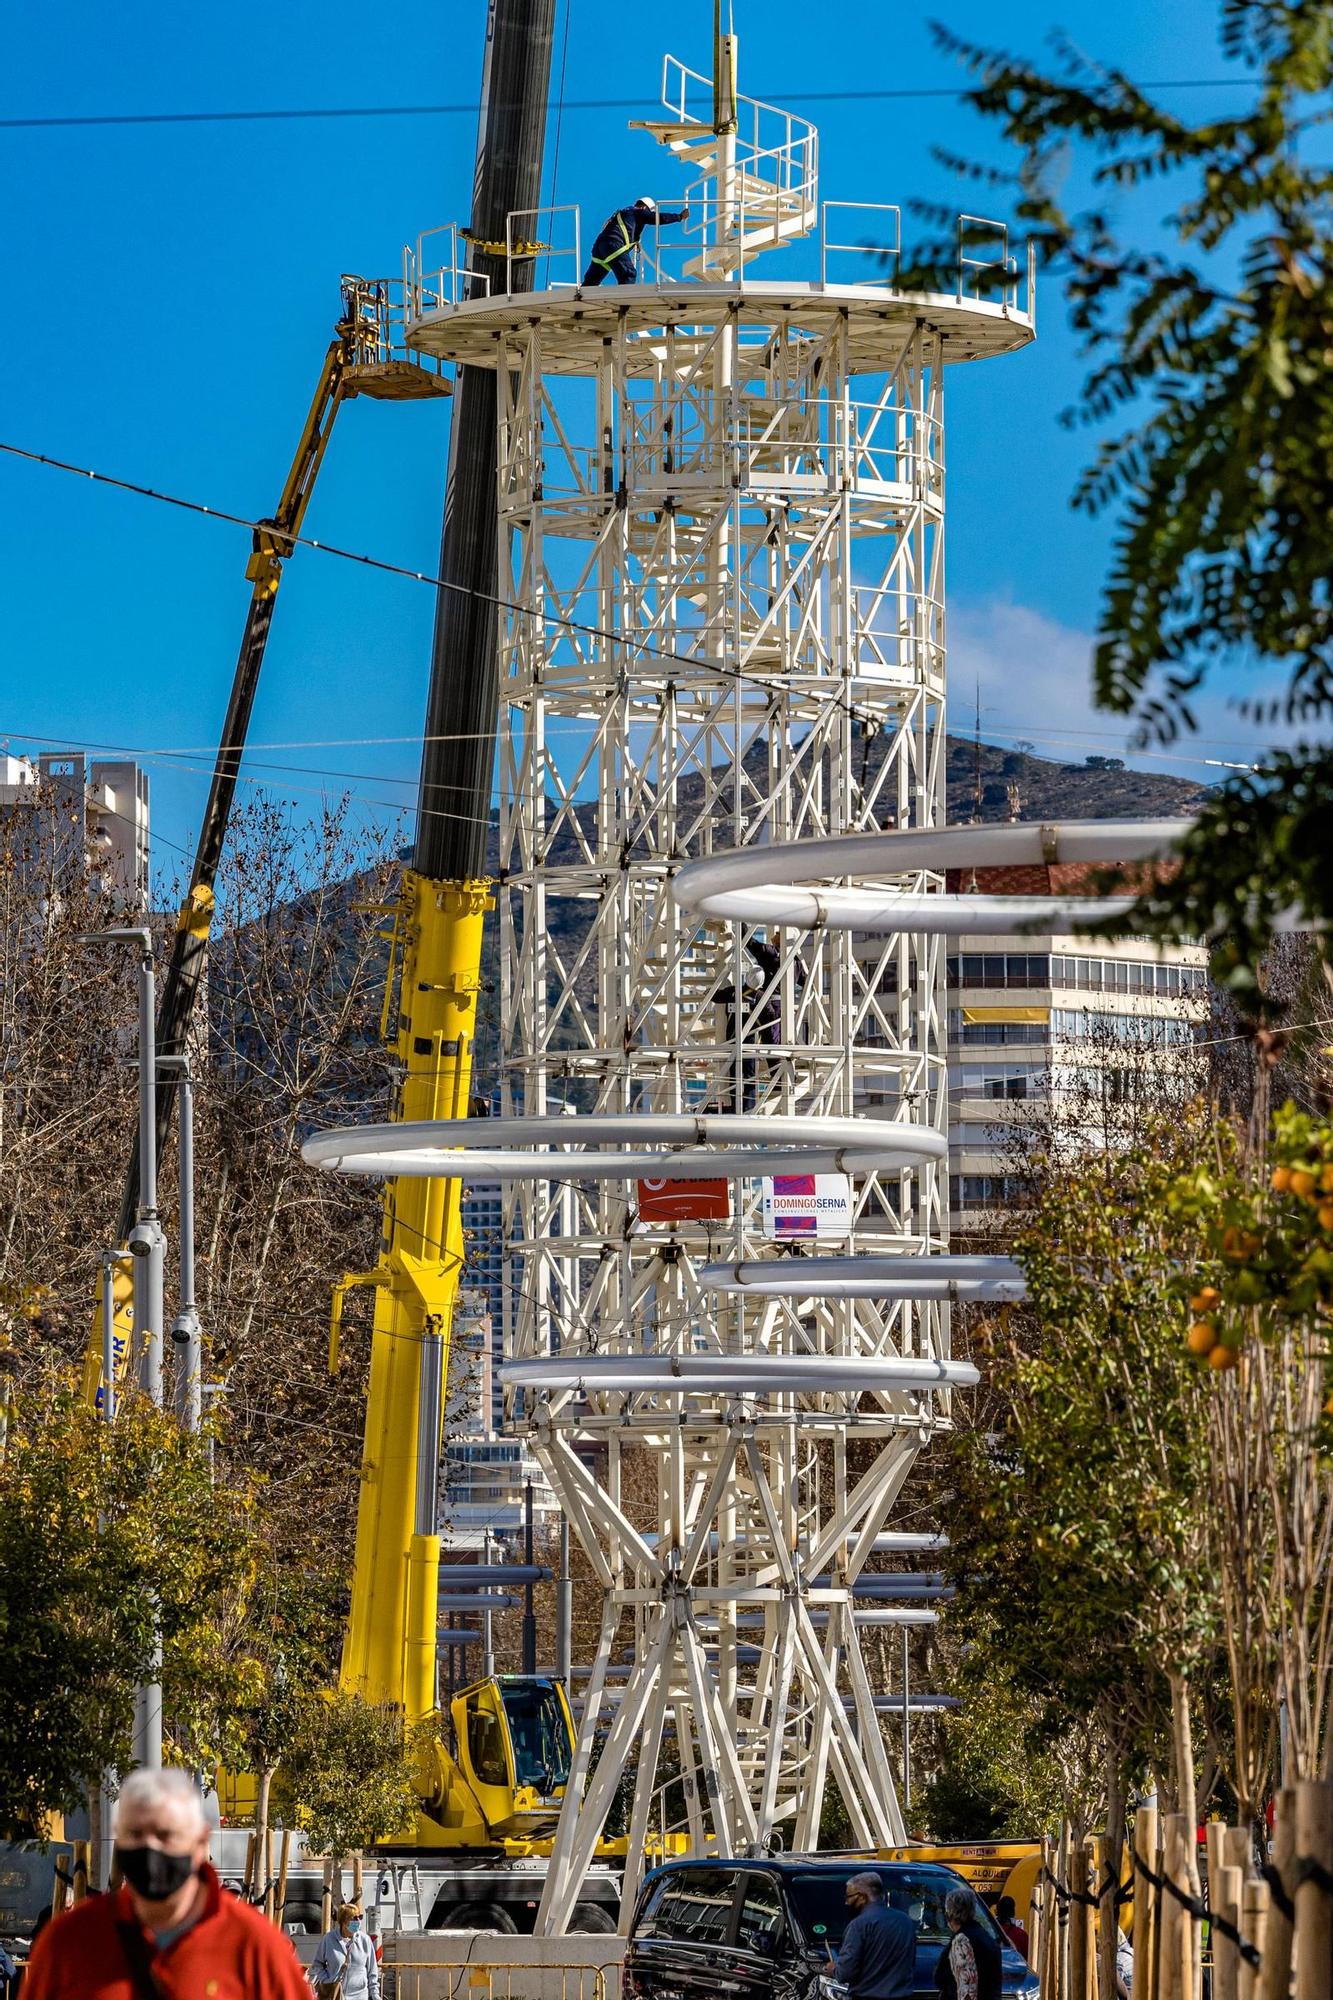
[570,1903,618,1934]
[434,1902,519,1933]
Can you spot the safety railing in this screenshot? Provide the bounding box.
[850,582,947,687]
[381,1955,616,2000]
[840,398,944,496]
[399,199,1034,318]
[682,130,818,268]
[507,204,582,295]
[821,202,902,287]
[659,52,817,202]
[340,275,451,389]
[956,213,1020,308]
[402,225,493,319]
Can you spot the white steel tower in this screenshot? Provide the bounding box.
[399,37,1035,1927]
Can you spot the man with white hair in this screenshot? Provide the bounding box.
[23,1767,310,1998]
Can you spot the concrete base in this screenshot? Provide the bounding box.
[299,1932,621,2000]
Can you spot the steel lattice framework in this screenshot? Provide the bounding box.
[397,48,1036,1930]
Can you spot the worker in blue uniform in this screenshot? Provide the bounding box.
[581,195,690,286]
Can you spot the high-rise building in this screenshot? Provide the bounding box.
[441,1288,558,1550]
[943,863,1209,1225]
[0,752,150,909]
[460,1178,508,1430]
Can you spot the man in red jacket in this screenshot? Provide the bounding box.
[24,1767,310,1999]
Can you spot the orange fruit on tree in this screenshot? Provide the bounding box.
[1321,1164,1333,1193]
[1187,1322,1216,1355]
[1272,1165,1293,1193]
[1319,1204,1333,1232]
[1291,1170,1318,1201]
[1208,1344,1239,1371]
[1190,1286,1221,1312]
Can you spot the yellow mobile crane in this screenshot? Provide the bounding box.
[93,0,624,1929]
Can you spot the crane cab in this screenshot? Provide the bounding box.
[450,1675,574,1841]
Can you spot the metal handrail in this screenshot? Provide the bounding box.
[956,212,1019,308]
[404,224,494,316]
[506,204,581,295]
[821,202,902,287]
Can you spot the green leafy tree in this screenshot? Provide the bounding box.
[941,1109,1221,1996]
[930,2,1333,993]
[270,1692,419,1862]
[0,1383,257,1833]
[921,1641,1097,1842]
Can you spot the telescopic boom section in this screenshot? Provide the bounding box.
[338,0,555,1766]
[84,332,355,1410]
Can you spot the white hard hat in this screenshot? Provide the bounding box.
[635,194,657,211]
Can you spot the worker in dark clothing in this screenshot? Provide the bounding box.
[834,1872,916,2000]
[581,196,689,286]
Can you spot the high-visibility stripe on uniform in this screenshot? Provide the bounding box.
[592,212,637,268]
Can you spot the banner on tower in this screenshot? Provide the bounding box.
[761,1173,854,1241]
[636,1177,731,1224]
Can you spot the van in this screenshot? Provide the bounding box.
[622,1857,1039,2000]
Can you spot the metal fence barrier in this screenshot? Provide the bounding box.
[381,1954,618,2000]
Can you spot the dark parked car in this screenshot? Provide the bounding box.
[623,1857,1038,2000]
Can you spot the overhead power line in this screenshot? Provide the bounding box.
[0,78,1257,132]
[0,439,874,728]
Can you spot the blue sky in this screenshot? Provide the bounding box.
[1,0,1269,873]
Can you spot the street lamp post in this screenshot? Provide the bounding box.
[86,927,166,1771]
[161,1057,202,1432]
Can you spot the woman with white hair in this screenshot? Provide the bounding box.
[22,1767,310,1998]
[934,1886,1003,2000]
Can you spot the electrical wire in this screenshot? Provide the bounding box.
[0,79,1259,133]
[6,447,1305,785]
[0,440,877,733]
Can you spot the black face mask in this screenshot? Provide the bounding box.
[115,1845,197,1902]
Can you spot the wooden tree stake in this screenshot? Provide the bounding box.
[1293,1779,1333,2000]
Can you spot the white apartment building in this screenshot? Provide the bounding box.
[0,751,150,909]
[944,864,1209,1223]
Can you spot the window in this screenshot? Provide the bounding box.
[953,1174,1025,1209]
[948,1011,1049,1048]
[786,1869,1008,1953]
[639,1868,739,1945]
[947,954,1051,990]
[466,1700,510,1788]
[500,1680,571,1791]
[738,1873,786,1952]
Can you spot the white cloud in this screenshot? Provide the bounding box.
[947,595,1324,779]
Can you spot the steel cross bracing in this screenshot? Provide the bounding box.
[492,298,957,1926]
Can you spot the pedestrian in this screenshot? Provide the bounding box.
[934,1886,1003,2000]
[832,1871,916,2000]
[581,197,690,286]
[0,1941,16,1999]
[1114,1931,1134,1997]
[310,1901,380,2000]
[996,1893,1029,1962]
[21,1767,310,1999]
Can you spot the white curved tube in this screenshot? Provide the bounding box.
[672,818,1189,921]
[302,1111,946,1179]
[680,888,1141,931]
[500,1352,979,1392]
[701,1253,1027,1301]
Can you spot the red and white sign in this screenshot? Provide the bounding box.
[636,1177,731,1224]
